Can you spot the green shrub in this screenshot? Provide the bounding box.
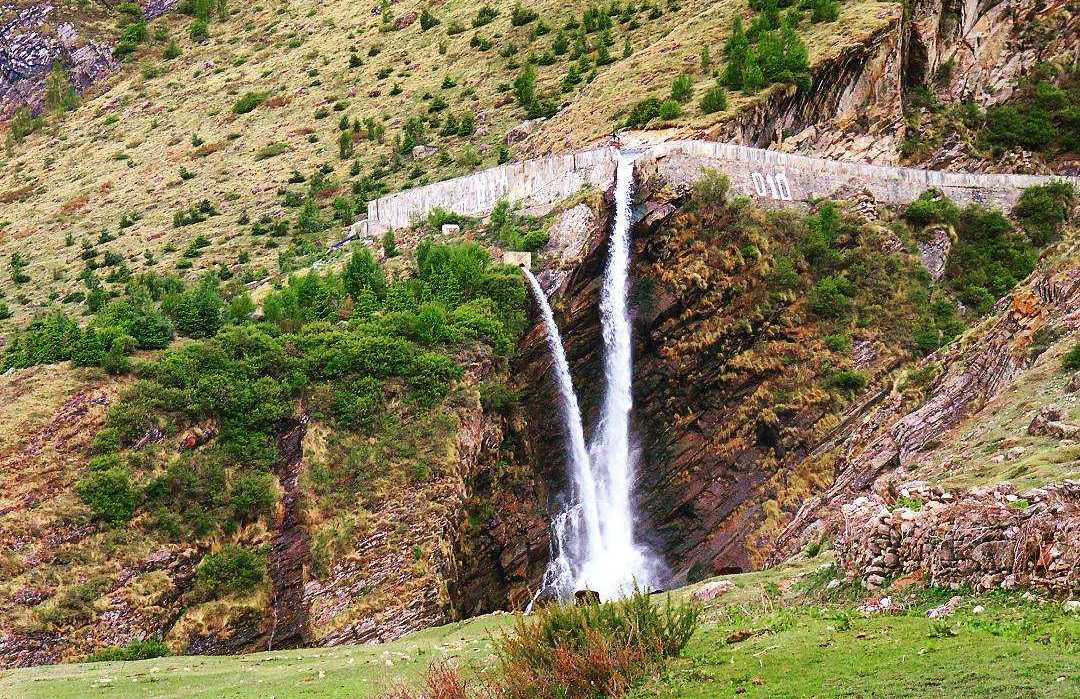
[162,275,225,337]
[809,276,855,318]
[408,352,462,406]
[830,369,868,394]
[983,105,1054,151]
[76,466,137,524]
[699,80,728,114]
[824,333,852,353]
[229,471,276,523]
[473,5,498,27]
[489,592,700,697]
[510,2,538,26]
[232,91,267,114]
[625,96,663,128]
[194,546,266,599]
[1063,343,1080,371]
[810,0,839,23]
[904,189,960,228]
[1012,181,1075,246]
[343,247,387,300]
[86,639,171,663]
[658,99,682,120]
[671,74,694,103]
[420,8,440,30]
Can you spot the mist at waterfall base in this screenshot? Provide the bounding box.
[526,153,661,605]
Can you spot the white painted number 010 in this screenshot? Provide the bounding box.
[750,171,793,200]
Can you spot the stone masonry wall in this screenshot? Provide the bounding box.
[361,140,1079,235]
[835,481,1079,595]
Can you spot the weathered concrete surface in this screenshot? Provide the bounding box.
[364,140,1079,235]
[366,147,618,233]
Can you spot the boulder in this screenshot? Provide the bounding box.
[693,580,736,602]
[505,118,546,145]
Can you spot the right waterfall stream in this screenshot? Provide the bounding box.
[529,151,659,605]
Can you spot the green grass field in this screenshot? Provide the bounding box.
[3,556,1077,698]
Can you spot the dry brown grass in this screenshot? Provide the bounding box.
[0,0,896,331]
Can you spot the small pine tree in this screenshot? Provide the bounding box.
[338,130,355,159]
[45,62,78,116]
[671,74,694,103]
[382,229,399,258]
[163,39,181,59]
[742,51,765,94]
[699,80,728,114]
[700,45,711,73]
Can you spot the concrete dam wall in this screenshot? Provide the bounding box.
[362,140,1078,234]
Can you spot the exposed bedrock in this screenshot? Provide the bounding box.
[772,247,1080,564]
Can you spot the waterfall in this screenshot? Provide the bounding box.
[523,269,601,602]
[528,151,656,606]
[578,151,654,600]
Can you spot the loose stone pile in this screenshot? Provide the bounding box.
[836,481,1079,595]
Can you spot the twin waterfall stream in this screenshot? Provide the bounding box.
[526,153,658,606]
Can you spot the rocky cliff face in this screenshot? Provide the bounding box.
[1,3,115,121]
[769,0,1077,172]
[0,353,549,667]
[512,163,1077,591]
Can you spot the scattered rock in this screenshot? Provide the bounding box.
[574,590,600,606]
[1028,406,1080,440]
[917,226,953,282]
[441,224,461,236]
[693,580,736,602]
[411,144,437,160]
[927,596,964,619]
[505,118,546,145]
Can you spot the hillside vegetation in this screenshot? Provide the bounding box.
[0,0,895,329]
[2,558,1077,698]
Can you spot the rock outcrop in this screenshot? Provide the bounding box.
[0,4,116,121]
[772,243,1080,563]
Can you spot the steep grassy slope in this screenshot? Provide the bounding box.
[2,557,1077,698]
[0,0,900,330]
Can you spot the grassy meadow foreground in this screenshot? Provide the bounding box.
[2,556,1076,698]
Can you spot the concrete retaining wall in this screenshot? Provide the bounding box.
[361,140,1077,234]
[366,147,617,233]
[652,140,1078,210]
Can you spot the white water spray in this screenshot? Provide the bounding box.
[578,152,655,600]
[530,152,657,605]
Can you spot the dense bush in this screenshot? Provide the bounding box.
[492,592,700,696]
[945,205,1037,315]
[232,91,267,114]
[903,189,959,229]
[1064,343,1080,371]
[76,466,137,524]
[1012,181,1075,247]
[809,276,855,318]
[194,546,266,599]
[699,80,729,114]
[162,275,225,337]
[86,639,171,663]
